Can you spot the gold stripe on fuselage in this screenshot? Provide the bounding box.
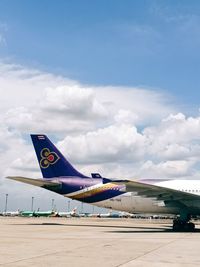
[71,183,119,200]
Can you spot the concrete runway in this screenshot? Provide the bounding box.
[0,217,200,267]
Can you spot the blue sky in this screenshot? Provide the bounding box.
[0,0,200,106]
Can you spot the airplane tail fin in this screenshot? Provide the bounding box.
[31,134,86,178]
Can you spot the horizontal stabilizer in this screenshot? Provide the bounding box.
[7,176,61,188]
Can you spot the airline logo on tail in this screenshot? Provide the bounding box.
[40,148,60,169]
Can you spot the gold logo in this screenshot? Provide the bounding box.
[40,148,60,169]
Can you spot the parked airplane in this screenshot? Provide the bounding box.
[7,134,200,231]
[0,210,20,216]
[20,210,36,217]
[20,210,56,217]
[97,212,123,218]
[58,207,78,218]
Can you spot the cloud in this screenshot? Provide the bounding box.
[58,123,145,164]
[144,113,200,162]
[96,86,176,125]
[114,109,138,124]
[42,86,107,118]
[0,61,175,135]
[137,159,195,179]
[55,112,200,179]
[3,85,108,134]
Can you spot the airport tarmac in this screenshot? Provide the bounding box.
[0,217,200,267]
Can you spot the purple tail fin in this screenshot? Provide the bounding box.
[31,134,87,178]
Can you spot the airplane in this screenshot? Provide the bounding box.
[0,210,20,216]
[58,207,78,218]
[7,134,200,231]
[20,210,56,217]
[20,210,36,217]
[97,211,123,218]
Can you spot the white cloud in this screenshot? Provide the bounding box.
[114,109,138,124]
[144,113,200,162]
[138,160,195,179]
[0,61,72,111]
[0,62,176,136]
[96,87,175,125]
[42,86,107,118]
[58,123,145,164]
[3,85,108,134]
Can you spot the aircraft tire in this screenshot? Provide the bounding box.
[173,221,195,232]
[185,222,195,232]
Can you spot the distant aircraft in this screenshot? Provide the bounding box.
[1,210,20,216]
[58,207,78,218]
[7,134,200,231]
[20,210,35,217]
[20,210,56,217]
[97,212,123,218]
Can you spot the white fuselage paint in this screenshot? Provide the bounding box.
[92,180,200,215]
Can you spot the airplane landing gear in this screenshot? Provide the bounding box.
[172,214,195,232]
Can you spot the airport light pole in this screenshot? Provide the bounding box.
[4,193,8,213]
[31,197,34,211]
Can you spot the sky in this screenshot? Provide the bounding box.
[0,1,200,212]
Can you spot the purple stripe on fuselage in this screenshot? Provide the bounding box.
[62,177,102,194]
[42,177,102,195]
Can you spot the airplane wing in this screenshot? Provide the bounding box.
[7,176,61,189]
[112,179,200,209]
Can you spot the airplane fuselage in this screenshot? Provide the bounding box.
[46,177,200,216]
[96,179,200,215]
